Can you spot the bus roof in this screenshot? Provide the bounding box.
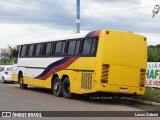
[16,30,145,46]
[18,31,89,45]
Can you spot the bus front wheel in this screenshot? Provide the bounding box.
[52,77,62,97]
[19,74,28,89]
[62,77,74,99]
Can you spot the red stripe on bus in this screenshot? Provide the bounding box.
[39,57,78,80]
[91,30,101,37]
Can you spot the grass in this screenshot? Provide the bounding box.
[136,87,160,103]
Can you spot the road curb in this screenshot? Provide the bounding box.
[117,97,160,107]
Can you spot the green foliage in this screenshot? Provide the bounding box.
[0,59,13,65]
[0,45,15,65]
[8,45,15,60]
[148,44,160,62]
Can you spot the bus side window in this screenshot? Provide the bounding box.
[20,45,27,57]
[26,45,30,56]
[81,38,98,55]
[75,40,80,55]
[32,44,37,56]
[67,40,76,55]
[28,44,34,57]
[82,38,92,55]
[35,44,42,56]
[91,38,98,54]
[61,42,66,55]
[50,42,55,55]
[40,43,47,56]
[45,42,52,56]
[55,42,62,55]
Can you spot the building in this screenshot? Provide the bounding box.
[0,48,9,60]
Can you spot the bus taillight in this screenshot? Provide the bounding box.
[102,64,110,68]
[106,31,109,34]
[139,69,146,87]
[101,64,110,84]
[140,69,146,72]
[139,82,145,87]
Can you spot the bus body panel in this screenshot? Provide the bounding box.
[101,30,147,68]
[12,30,147,96]
[95,30,147,95]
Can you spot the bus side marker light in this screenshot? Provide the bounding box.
[106,31,109,34]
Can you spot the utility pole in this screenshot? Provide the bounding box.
[76,0,80,33]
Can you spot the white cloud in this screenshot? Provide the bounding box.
[0,0,160,48]
[0,24,77,47]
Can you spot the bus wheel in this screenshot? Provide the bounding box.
[19,74,28,89]
[52,77,62,97]
[62,77,73,99]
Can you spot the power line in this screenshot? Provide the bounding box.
[82,5,155,19]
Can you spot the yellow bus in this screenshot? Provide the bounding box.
[12,30,147,98]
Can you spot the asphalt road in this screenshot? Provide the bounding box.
[0,82,159,120]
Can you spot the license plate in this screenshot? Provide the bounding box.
[120,88,127,92]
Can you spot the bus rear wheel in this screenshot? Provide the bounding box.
[62,77,73,99]
[19,74,28,89]
[52,77,62,97]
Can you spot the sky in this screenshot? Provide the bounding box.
[0,0,160,48]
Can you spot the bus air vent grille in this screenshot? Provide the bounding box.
[81,72,92,90]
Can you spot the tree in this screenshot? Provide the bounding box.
[148,44,160,62]
[8,45,15,60]
[0,45,16,65]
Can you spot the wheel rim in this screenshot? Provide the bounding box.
[53,81,60,92]
[20,80,23,85]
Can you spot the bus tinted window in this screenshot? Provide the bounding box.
[50,43,55,55]
[55,42,63,55]
[61,42,66,55]
[28,45,34,57]
[32,45,37,56]
[40,43,47,56]
[45,42,52,56]
[82,38,92,55]
[75,40,80,55]
[91,38,98,54]
[82,38,98,55]
[21,45,27,57]
[35,44,41,56]
[67,40,76,55]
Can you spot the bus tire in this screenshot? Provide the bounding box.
[62,77,73,99]
[19,74,28,89]
[52,77,62,97]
